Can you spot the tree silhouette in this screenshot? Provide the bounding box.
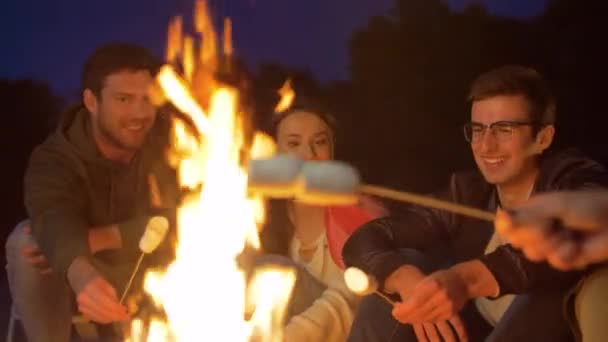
[322,0,608,192]
[0,79,63,245]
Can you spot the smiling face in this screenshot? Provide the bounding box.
[85,69,156,155]
[470,95,543,187]
[275,110,334,161]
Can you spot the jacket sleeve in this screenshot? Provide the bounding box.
[24,146,91,280]
[342,186,457,287]
[479,245,583,295]
[479,157,608,295]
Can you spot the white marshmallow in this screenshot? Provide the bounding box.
[296,161,360,206]
[139,216,170,254]
[247,154,304,198]
[344,267,378,295]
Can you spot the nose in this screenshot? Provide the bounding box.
[132,98,155,119]
[478,128,498,153]
[301,142,319,161]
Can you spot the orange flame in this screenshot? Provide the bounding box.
[274,79,295,113]
[166,16,183,63]
[195,0,217,64]
[223,17,233,57]
[182,35,195,83]
[134,1,295,340]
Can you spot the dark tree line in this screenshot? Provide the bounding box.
[2,0,607,246]
[254,0,608,194]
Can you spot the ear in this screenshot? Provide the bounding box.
[534,125,555,154]
[83,89,98,117]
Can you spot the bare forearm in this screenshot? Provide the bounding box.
[88,225,122,254]
[451,260,499,299]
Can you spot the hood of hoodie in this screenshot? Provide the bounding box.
[44,104,174,223]
[56,104,147,170]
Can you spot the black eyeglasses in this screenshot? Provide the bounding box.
[463,121,539,143]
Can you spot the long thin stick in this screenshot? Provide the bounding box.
[375,290,396,306]
[120,253,145,304]
[360,184,496,222]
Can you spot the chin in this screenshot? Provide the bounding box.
[480,170,505,185]
[119,139,145,151]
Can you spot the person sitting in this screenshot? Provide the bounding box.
[259,98,387,342]
[5,43,178,342]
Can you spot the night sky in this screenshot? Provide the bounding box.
[0,0,547,99]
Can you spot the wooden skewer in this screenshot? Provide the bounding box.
[374,290,397,306]
[359,184,496,222]
[119,253,145,305]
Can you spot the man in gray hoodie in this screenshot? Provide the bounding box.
[6,43,178,341]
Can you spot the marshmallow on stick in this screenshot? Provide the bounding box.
[248,155,496,222]
[247,154,304,198]
[139,216,170,253]
[344,267,395,305]
[120,216,170,304]
[344,267,378,296]
[247,155,360,205]
[296,161,360,206]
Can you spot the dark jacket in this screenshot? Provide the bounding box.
[342,149,608,296]
[24,105,178,282]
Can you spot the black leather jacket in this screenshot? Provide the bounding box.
[343,149,608,296]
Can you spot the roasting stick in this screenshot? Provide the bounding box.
[119,216,170,304]
[248,156,496,222]
[359,184,496,222]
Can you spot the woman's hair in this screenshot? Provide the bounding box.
[259,199,293,256]
[269,96,338,140]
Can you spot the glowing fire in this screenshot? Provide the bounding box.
[128,1,295,340]
[274,79,295,113]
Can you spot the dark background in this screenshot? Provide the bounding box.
[1,0,606,336]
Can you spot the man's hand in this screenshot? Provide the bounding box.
[392,260,497,324]
[412,316,468,342]
[68,257,129,324]
[385,265,469,341]
[76,275,130,324]
[21,226,52,275]
[392,268,468,324]
[496,191,608,270]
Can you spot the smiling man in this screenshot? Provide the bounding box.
[343,66,608,341]
[5,43,178,342]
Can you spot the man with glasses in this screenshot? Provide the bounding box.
[344,65,608,341]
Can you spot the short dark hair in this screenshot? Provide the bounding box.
[468,65,556,125]
[81,42,160,97]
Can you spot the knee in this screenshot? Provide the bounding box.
[352,295,396,331]
[574,266,608,342]
[575,265,608,312]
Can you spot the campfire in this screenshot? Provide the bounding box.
[126,1,296,341]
